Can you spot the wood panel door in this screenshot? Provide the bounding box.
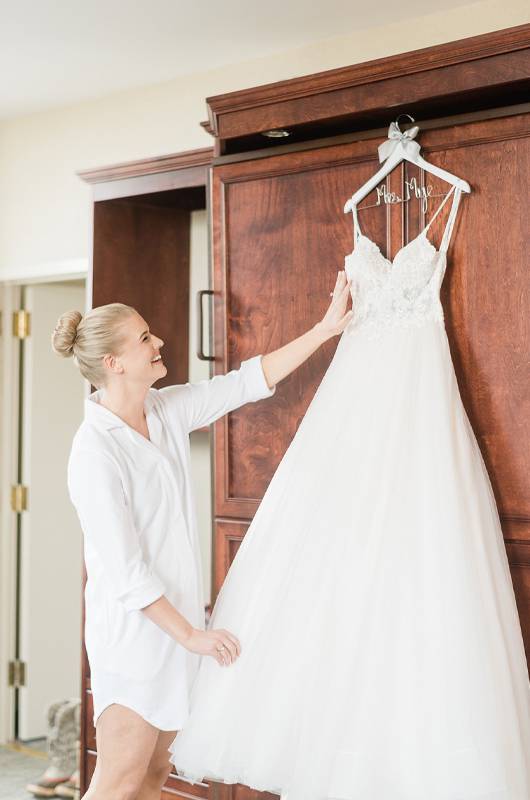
[92,199,191,387]
[211,110,530,798]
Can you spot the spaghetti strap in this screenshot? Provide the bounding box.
[439,186,462,253]
[351,203,362,244]
[422,184,456,234]
[350,183,463,252]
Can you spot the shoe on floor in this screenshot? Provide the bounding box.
[26,775,70,797]
[55,769,79,798]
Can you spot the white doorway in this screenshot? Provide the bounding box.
[1,279,86,742]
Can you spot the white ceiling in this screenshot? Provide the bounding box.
[1,0,472,120]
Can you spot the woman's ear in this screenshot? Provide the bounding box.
[102,353,124,375]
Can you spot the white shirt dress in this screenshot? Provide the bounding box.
[67,355,276,731]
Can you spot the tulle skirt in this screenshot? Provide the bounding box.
[169,321,530,799]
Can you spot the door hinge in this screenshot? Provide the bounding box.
[11,485,28,512]
[8,660,26,688]
[12,310,31,339]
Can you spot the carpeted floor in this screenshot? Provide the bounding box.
[0,740,48,800]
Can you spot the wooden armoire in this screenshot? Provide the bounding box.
[79,23,530,800]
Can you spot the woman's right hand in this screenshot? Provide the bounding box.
[142,596,240,665]
[184,627,241,666]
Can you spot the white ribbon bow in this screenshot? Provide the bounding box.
[377,121,420,163]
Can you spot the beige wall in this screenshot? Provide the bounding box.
[0,0,527,281]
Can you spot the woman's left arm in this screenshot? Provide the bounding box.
[261,270,352,388]
[158,270,352,431]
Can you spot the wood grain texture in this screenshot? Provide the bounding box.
[213,519,249,600]
[439,122,530,524]
[84,690,96,752]
[92,200,190,387]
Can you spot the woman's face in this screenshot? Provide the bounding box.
[106,312,167,388]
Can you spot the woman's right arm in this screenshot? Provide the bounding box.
[141,596,240,666]
[68,447,166,610]
[158,353,276,433]
[67,447,240,665]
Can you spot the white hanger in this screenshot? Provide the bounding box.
[343,114,471,214]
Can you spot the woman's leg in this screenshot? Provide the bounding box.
[81,703,160,800]
[136,729,178,800]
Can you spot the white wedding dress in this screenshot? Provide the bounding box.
[169,184,530,799]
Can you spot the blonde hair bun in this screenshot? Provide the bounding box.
[50,302,136,387]
[51,310,83,358]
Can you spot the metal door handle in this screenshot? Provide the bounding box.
[196,289,214,361]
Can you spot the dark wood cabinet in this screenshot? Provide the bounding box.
[79,24,530,800]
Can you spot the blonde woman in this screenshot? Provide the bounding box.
[52,271,352,800]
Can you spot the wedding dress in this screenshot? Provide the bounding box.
[169,184,530,799]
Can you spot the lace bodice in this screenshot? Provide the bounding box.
[343,184,462,338]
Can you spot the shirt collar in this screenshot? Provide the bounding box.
[84,388,158,434]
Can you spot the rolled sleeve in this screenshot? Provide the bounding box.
[68,448,166,611]
[119,575,166,612]
[158,353,276,433]
[243,354,277,401]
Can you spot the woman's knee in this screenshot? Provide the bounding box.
[84,774,145,800]
[143,759,173,789]
[116,778,145,800]
[81,781,141,800]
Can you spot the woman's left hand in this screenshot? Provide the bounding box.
[314,270,353,341]
[260,270,354,389]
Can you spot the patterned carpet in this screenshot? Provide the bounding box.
[0,740,48,800]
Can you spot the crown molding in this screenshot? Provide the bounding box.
[78,147,213,184]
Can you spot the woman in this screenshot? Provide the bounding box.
[52,270,352,800]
